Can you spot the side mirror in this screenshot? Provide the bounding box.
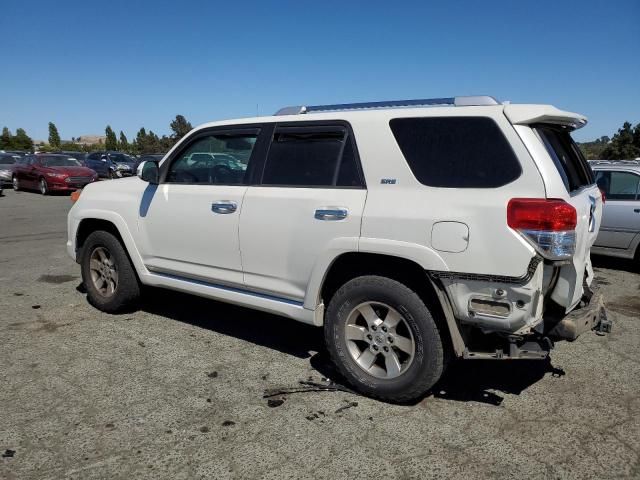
[137,161,159,184]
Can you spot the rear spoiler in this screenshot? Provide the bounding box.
[503,104,587,131]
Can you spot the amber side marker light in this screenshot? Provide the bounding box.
[70,190,82,203]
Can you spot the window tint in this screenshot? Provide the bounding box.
[262,127,362,187]
[167,132,257,184]
[390,117,521,188]
[537,127,594,192]
[595,170,639,200]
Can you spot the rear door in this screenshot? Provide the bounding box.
[23,156,40,187]
[594,169,640,249]
[239,122,366,302]
[535,126,601,309]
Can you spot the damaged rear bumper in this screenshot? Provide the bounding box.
[545,285,611,341]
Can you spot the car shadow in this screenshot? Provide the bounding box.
[126,286,563,406]
[592,254,637,273]
[138,287,323,359]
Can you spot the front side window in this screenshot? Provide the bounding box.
[595,170,640,200]
[261,126,362,187]
[166,132,257,185]
[390,117,521,188]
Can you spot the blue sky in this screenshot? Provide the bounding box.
[1,0,638,142]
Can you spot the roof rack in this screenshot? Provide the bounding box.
[274,95,500,115]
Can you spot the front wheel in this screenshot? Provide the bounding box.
[81,230,141,313]
[12,176,20,191]
[324,275,444,403]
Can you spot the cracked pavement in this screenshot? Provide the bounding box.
[0,189,638,479]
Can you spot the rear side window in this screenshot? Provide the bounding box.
[261,127,362,187]
[389,117,521,188]
[536,127,594,193]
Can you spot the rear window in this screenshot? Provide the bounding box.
[390,117,521,188]
[536,126,594,193]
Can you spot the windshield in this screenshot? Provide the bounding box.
[41,156,81,167]
[110,153,135,164]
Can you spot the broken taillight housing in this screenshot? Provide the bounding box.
[507,198,577,260]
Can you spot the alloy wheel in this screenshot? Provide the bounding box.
[12,176,19,191]
[88,247,119,297]
[344,301,416,379]
[40,179,48,195]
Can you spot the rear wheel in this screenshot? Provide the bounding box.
[81,230,141,313]
[39,178,49,195]
[324,275,444,403]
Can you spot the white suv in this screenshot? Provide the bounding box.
[67,96,610,402]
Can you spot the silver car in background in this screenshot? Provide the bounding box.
[590,160,640,261]
[0,153,21,186]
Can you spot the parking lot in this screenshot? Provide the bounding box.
[0,188,638,480]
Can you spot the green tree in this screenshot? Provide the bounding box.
[633,124,640,153]
[48,122,61,149]
[13,128,34,151]
[118,131,129,152]
[105,125,118,150]
[170,114,193,141]
[602,122,640,159]
[0,127,13,149]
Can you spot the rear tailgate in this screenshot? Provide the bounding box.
[506,105,602,311]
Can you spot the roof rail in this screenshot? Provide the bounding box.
[274,95,500,115]
[589,159,640,165]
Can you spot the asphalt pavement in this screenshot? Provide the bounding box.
[0,188,638,479]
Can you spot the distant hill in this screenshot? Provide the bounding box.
[76,135,105,145]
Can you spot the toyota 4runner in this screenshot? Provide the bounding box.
[67,96,610,402]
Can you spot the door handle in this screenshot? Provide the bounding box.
[315,208,348,221]
[211,201,237,214]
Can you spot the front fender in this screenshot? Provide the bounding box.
[69,208,147,278]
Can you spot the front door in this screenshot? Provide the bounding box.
[594,170,640,250]
[240,123,367,302]
[137,127,263,286]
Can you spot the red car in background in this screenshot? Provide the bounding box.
[12,154,98,195]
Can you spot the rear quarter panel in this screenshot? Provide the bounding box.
[354,107,545,277]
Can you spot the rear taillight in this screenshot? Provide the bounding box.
[507,198,577,260]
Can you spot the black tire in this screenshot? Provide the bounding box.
[324,275,444,403]
[39,177,49,195]
[12,176,20,191]
[80,230,141,313]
